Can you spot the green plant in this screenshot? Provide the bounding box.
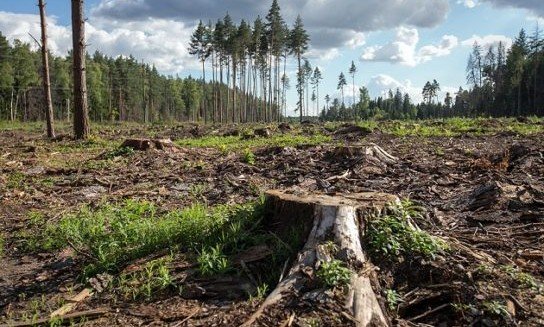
[482,300,510,318]
[197,245,230,276]
[103,146,135,160]
[385,289,401,311]
[249,283,269,301]
[7,172,25,189]
[116,257,175,300]
[188,183,207,199]
[452,302,476,314]
[475,264,492,275]
[367,201,448,259]
[175,133,331,151]
[317,260,352,288]
[38,199,265,276]
[501,265,540,289]
[256,283,269,299]
[243,148,256,165]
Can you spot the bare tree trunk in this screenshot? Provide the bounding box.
[66,98,70,121]
[142,61,147,123]
[202,59,206,123]
[9,87,14,121]
[108,70,113,121]
[219,59,223,124]
[71,0,89,139]
[39,0,56,138]
[212,51,216,123]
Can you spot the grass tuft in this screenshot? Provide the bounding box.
[39,198,265,276]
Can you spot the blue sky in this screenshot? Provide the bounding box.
[0,0,542,114]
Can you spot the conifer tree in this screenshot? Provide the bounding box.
[289,15,309,122]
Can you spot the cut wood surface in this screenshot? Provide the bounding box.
[242,190,399,327]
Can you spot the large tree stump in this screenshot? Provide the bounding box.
[242,190,399,327]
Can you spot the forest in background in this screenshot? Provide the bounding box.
[320,28,544,121]
[0,1,543,124]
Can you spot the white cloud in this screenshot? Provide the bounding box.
[0,11,72,56]
[0,11,197,74]
[92,0,450,50]
[307,48,341,62]
[457,0,478,8]
[360,27,458,66]
[461,34,512,49]
[345,32,367,49]
[366,74,422,102]
[365,74,457,103]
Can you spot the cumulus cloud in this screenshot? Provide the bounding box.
[481,0,544,17]
[0,11,72,56]
[360,27,458,66]
[92,0,449,50]
[366,74,423,102]
[461,34,512,49]
[458,0,478,8]
[366,74,457,103]
[0,11,197,74]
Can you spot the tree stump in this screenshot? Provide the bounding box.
[120,138,178,151]
[242,190,399,327]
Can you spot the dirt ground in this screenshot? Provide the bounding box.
[0,121,543,326]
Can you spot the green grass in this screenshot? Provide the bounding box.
[38,198,267,276]
[367,201,448,259]
[175,133,331,151]
[115,256,177,300]
[0,121,46,132]
[197,244,231,276]
[102,146,135,160]
[242,148,256,165]
[53,135,118,154]
[357,117,544,137]
[500,265,541,290]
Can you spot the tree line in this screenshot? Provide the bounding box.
[320,27,544,122]
[188,0,313,123]
[0,0,316,127]
[0,32,258,124]
[1,1,542,133]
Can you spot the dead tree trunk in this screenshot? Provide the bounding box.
[71,0,89,140]
[242,190,399,327]
[38,0,56,139]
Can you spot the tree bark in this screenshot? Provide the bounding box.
[9,87,14,122]
[242,190,398,327]
[71,0,89,139]
[38,0,55,138]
